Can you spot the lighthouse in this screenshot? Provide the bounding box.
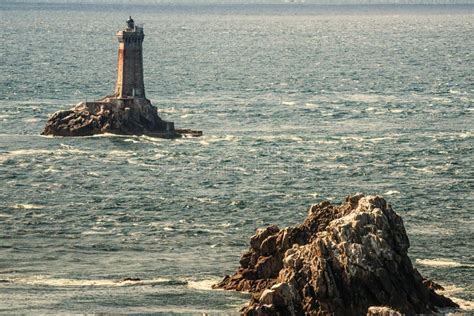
[115,16,146,99]
[42,17,202,138]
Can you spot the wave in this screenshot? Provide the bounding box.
[436,285,474,312]
[0,149,51,157]
[124,138,141,143]
[342,94,398,103]
[254,135,304,142]
[449,297,474,311]
[187,278,221,291]
[158,107,191,114]
[106,150,135,158]
[310,93,453,105]
[6,276,176,287]
[23,118,41,123]
[383,190,400,196]
[91,133,130,138]
[415,258,474,268]
[198,134,239,146]
[0,148,89,160]
[5,275,223,291]
[11,204,43,210]
[410,226,454,237]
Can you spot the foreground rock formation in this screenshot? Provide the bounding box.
[214,194,458,315]
[42,97,201,138]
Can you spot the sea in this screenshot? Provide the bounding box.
[0,2,472,314]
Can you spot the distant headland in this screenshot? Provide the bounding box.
[42,16,201,138]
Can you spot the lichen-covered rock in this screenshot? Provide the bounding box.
[214,194,459,315]
[42,97,201,138]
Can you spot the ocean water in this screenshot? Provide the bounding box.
[0,2,473,314]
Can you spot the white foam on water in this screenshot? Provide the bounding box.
[366,136,400,143]
[452,298,474,311]
[416,258,473,268]
[44,166,59,173]
[447,297,474,312]
[85,171,100,177]
[139,135,167,143]
[107,150,135,158]
[257,135,303,142]
[339,136,365,142]
[1,149,51,157]
[343,94,394,103]
[124,138,141,143]
[314,139,338,145]
[154,153,167,159]
[81,230,112,236]
[12,204,43,210]
[431,96,452,103]
[383,190,400,196]
[57,148,88,155]
[389,109,404,113]
[91,133,126,138]
[159,107,190,114]
[440,285,466,295]
[187,278,221,291]
[409,225,455,237]
[198,135,238,145]
[282,101,295,106]
[0,148,89,161]
[223,134,238,141]
[8,276,172,287]
[437,285,474,312]
[23,118,41,123]
[411,166,436,174]
[193,197,219,204]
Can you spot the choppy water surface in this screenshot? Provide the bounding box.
[0,3,473,314]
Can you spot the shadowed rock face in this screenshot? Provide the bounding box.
[214,194,459,315]
[41,98,180,138]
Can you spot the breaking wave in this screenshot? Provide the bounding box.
[416,258,474,268]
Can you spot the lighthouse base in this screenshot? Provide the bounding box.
[42,97,200,138]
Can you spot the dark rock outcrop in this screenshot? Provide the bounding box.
[214,194,459,315]
[42,97,201,138]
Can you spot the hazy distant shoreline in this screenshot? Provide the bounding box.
[2,0,474,5]
[1,1,473,15]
